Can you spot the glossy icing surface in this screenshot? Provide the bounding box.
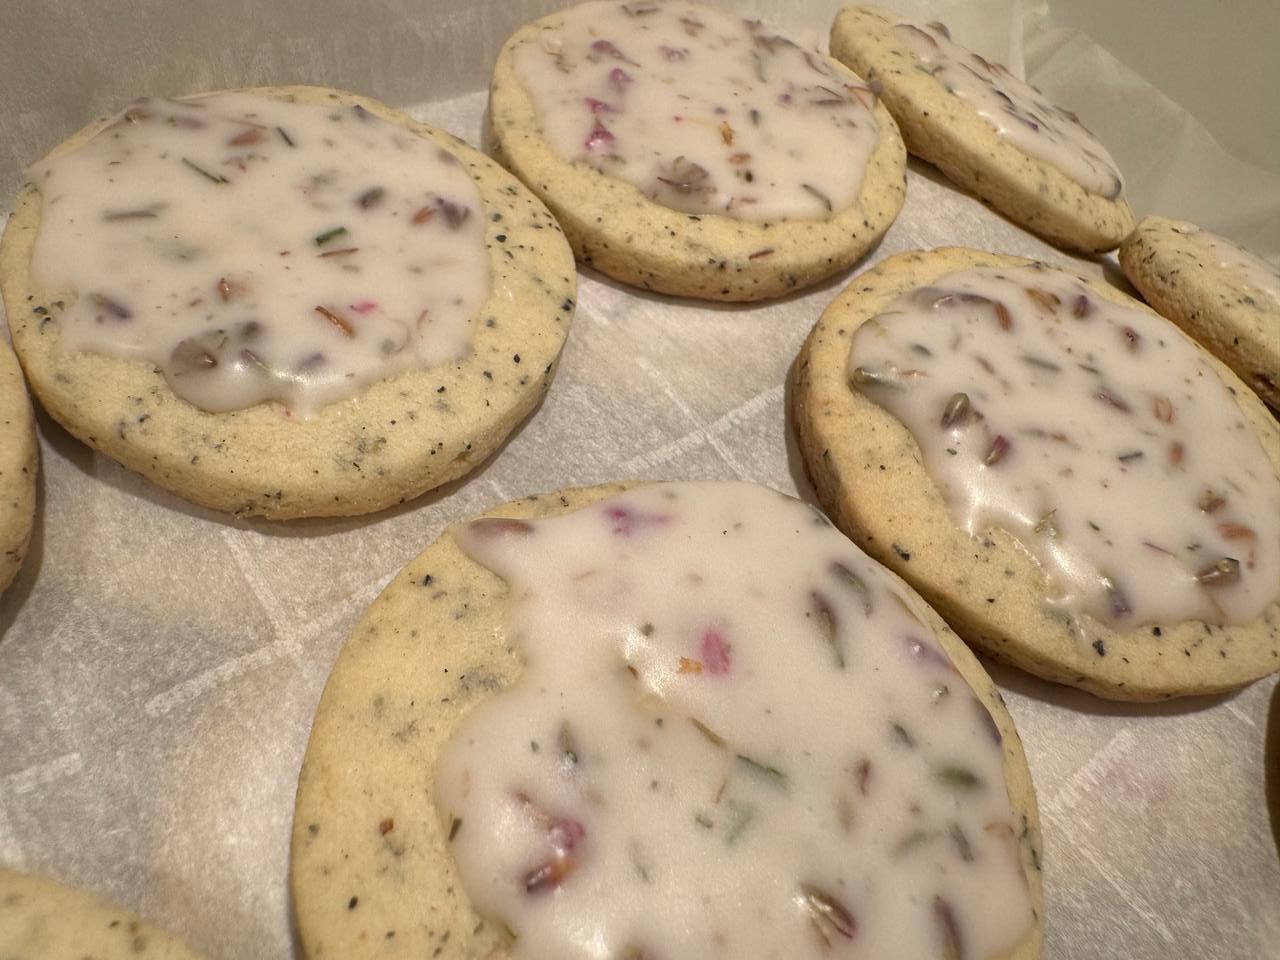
[437,482,1033,960]
[896,21,1123,199]
[30,92,489,417]
[513,0,881,221]
[849,264,1280,629]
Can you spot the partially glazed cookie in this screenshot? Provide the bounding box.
[0,86,575,519]
[489,0,907,301]
[0,338,36,593]
[791,247,1280,700]
[0,869,204,959]
[292,482,1043,959]
[830,6,1135,254]
[1120,216,1280,412]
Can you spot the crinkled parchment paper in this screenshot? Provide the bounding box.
[0,1,1277,958]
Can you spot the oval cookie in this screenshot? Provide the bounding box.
[830,6,1135,254]
[290,482,1043,959]
[488,1,907,302]
[0,85,576,519]
[790,246,1280,700]
[0,868,204,959]
[1120,216,1280,413]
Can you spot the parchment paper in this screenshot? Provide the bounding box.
[1,2,1277,958]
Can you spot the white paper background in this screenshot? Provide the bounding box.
[0,2,1277,958]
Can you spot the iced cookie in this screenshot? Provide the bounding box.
[0,868,204,959]
[1120,216,1280,412]
[791,247,1280,700]
[0,86,575,519]
[0,338,36,593]
[830,6,1135,254]
[291,481,1043,959]
[488,0,907,301]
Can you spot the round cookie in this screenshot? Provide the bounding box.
[790,246,1280,701]
[290,483,1044,959]
[0,338,36,593]
[1120,216,1280,413]
[829,6,1135,254]
[0,85,576,520]
[488,3,907,302]
[0,868,204,959]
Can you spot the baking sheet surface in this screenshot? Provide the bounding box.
[1,2,1277,958]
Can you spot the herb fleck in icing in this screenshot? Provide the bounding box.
[437,482,1033,960]
[512,0,881,221]
[29,92,489,417]
[849,264,1280,629]
[896,21,1124,199]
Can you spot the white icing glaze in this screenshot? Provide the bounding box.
[849,264,1280,630]
[437,482,1033,960]
[29,92,489,418]
[895,21,1124,199]
[512,0,881,221]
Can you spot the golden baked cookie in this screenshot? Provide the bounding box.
[830,6,1135,254]
[488,1,907,302]
[0,85,575,519]
[1120,216,1280,413]
[791,246,1280,700]
[290,482,1043,959]
[0,337,36,592]
[0,868,204,959]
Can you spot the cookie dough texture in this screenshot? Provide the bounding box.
[0,869,203,959]
[0,85,576,519]
[488,10,908,302]
[290,483,1044,959]
[790,246,1280,700]
[0,337,36,593]
[1120,216,1280,413]
[830,6,1135,254]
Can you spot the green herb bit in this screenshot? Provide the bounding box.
[276,126,295,146]
[830,561,873,616]
[88,293,133,320]
[694,812,715,830]
[809,589,844,668]
[357,187,385,209]
[935,765,983,790]
[1196,557,1240,587]
[181,157,228,184]
[736,753,787,789]
[890,722,916,748]
[1021,354,1061,372]
[891,828,935,858]
[949,822,974,862]
[1117,450,1144,463]
[448,816,463,841]
[724,800,755,845]
[102,205,164,222]
[1197,490,1226,513]
[314,225,349,246]
[798,886,857,947]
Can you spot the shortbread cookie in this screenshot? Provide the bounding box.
[488,0,907,301]
[0,86,575,519]
[0,338,36,592]
[0,868,203,959]
[830,6,1135,253]
[1120,216,1280,412]
[791,247,1280,700]
[292,482,1043,959]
